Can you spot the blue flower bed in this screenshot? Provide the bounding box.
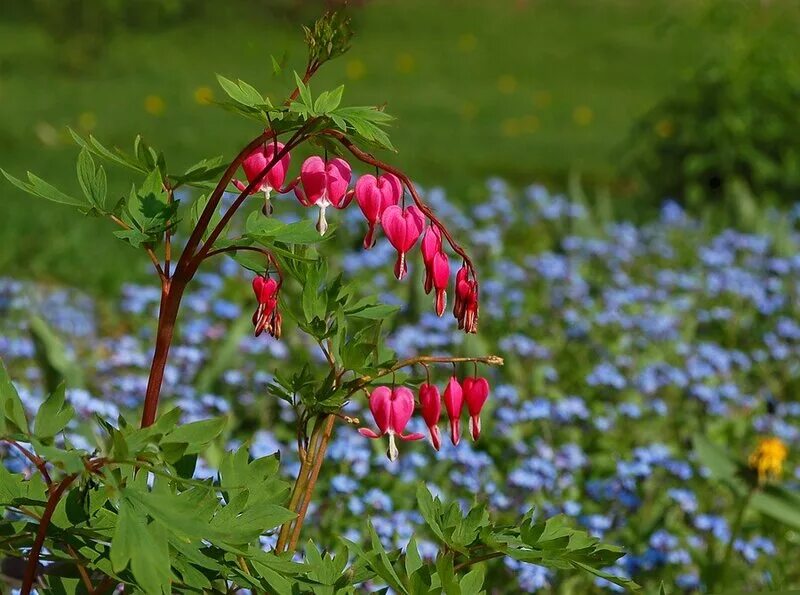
[2,181,799,592]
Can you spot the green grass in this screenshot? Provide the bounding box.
[0,0,798,291]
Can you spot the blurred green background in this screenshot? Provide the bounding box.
[1,0,799,291]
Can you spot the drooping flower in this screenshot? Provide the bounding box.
[431,252,450,316]
[418,383,442,450]
[251,275,282,338]
[462,376,490,441]
[443,376,464,445]
[420,225,442,294]
[355,173,403,248]
[294,156,353,235]
[234,142,292,213]
[748,437,788,485]
[359,386,424,461]
[454,263,479,333]
[381,205,425,280]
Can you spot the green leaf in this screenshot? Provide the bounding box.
[162,417,227,453]
[246,212,335,245]
[0,358,29,435]
[76,147,108,211]
[459,565,485,594]
[34,382,74,440]
[294,72,314,108]
[416,483,446,543]
[216,74,266,108]
[1,168,87,207]
[68,128,145,172]
[750,486,800,530]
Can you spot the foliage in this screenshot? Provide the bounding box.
[624,33,800,216]
[0,10,631,594]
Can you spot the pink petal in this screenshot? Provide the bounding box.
[432,252,450,290]
[420,225,442,265]
[418,383,441,427]
[327,158,352,207]
[299,156,327,205]
[398,432,425,441]
[378,173,403,213]
[464,377,490,416]
[358,427,381,439]
[368,386,393,435]
[389,386,416,433]
[355,175,381,222]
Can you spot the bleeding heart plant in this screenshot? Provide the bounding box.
[0,9,635,595]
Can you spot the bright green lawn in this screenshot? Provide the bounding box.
[0,0,796,290]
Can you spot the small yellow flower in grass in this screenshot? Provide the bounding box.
[458,33,477,52]
[749,437,788,485]
[194,86,214,105]
[78,111,97,132]
[395,53,415,75]
[573,105,593,126]
[655,118,674,139]
[497,75,517,95]
[346,59,366,81]
[144,95,166,116]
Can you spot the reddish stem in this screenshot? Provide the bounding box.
[4,439,52,486]
[20,475,77,595]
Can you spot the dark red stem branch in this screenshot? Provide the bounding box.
[4,440,52,486]
[20,475,77,595]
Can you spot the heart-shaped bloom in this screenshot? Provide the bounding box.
[359,386,424,461]
[420,225,442,294]
[234,143,292,214]
[418,383,442,450]
[431,252,450,317]
[443,376,464,446]
[355,173,403,248]
[462,376,490,441]
[453,264,479,333]
[251,275,282,338]
[381,205,425,280]
[295,156,353,235]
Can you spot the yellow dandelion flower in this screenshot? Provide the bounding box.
[346,59,366,81]
[749,437,788,485]
[655,118,674,139]
[497,75,517,95]
[144,95,166,116]
[573,105,593,126]
[458,33,477,52]
[395,53,415,75]
[78,111,97,132]
[194,86,214,105]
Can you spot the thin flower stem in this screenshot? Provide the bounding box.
[276,417,325,553]
[352,355,503,396]
[21,475,78,595]
[109,215,165,281]
[65,543,94,593]
[713,487,755,591]
[202,245,282,282]
[3,439,52,486]
[453,551,504,572]
[287,414,336,552]
[165,186,174,278]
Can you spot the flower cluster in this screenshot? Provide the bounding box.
[237,145,480,332]
[359,374,490,460]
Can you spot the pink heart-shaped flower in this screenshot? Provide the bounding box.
[381,205,425,280]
